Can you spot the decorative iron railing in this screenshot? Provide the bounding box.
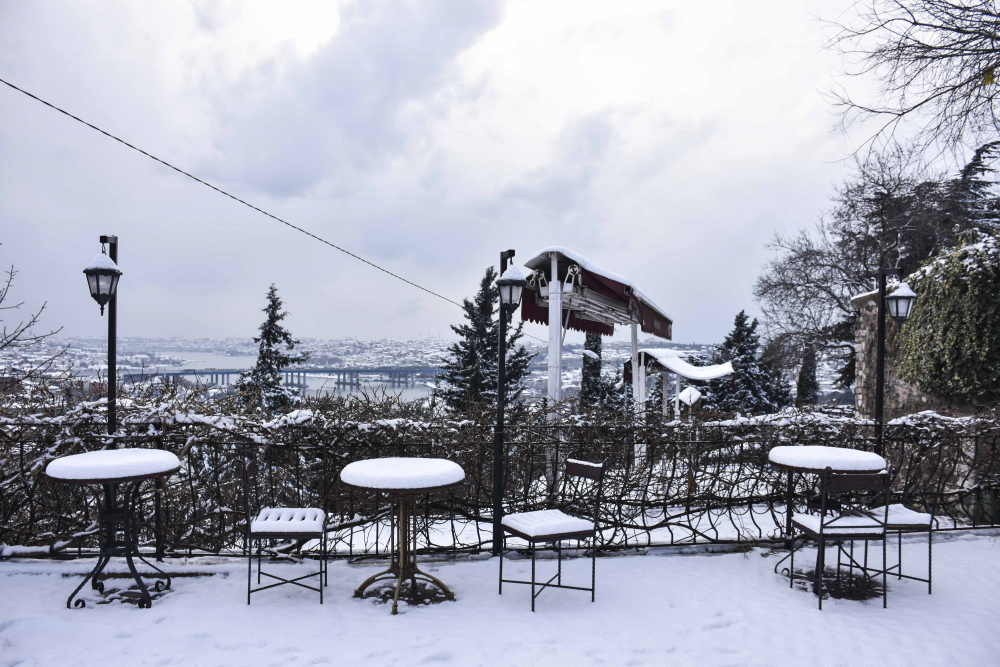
[3,399,998,559]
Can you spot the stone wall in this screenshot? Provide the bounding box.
[853,295,963,419]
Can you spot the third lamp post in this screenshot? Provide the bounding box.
[874,269,916,457]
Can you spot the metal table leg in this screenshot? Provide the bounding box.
[353,494,455,614]
[67,479,171,609]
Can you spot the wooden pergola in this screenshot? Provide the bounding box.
[519,247,673,410]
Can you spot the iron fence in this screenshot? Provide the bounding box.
[3,404,999,560]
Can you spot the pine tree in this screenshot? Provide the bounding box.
[795,347,820,407]
[705,311,792,414]
[235,284,309,412]
[433,267,533,413]
[579,332,604,406]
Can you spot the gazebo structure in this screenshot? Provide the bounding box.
[624,349,733,417]
[519,247,673,412]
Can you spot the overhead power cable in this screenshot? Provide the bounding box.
[0,76,548,344]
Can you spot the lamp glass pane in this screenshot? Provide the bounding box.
[87,274,98,298]
[887,297,900,319]
[898,296,913,320]
[109,274,120,296]
[501,284,513,305]
[98,274,113,296]
[510,283,523,305]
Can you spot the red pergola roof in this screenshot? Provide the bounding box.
[519,247,672,340]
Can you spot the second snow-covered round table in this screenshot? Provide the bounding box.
[340,457,465,614]
[769,445,888,540]
[46,448,181,609]
[768,445,888,595]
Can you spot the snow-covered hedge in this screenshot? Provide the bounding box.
[2,376,999,557]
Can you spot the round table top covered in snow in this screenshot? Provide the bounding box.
[46,448,182,484]
[768,445,887,474]
[340,457,465,493]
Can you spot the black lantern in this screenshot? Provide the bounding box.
[886,282,916,325]
[497,265,526,307]
[83,252,122,315]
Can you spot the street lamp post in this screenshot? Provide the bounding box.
[874,267,916,457]
[83,235,122,439]
[494,251,526,556]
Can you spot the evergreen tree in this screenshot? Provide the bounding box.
[579,332,604,406]
[235,284,308,412]
[704,311,792,414]
[795,347,820,407]
[433,267,533,412]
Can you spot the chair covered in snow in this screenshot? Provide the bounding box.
[240,459,327,604]
[885,502,935,594]
[788,469,889,610]
[498,459,604,611]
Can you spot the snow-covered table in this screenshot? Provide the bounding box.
[768,446,888,475]
[768,446,888,599]
[340,457,465,614]
[769,446,888,538]
[46,448,181,609]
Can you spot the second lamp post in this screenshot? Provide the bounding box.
[493,251,526,556]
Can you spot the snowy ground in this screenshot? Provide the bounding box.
[1,531,997,667]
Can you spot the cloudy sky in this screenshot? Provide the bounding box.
[0,0,862,346]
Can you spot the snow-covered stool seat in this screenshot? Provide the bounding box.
[885,504,933,529]
[502,509,595,541]
[499,459,606,612]
[883,504,935,596]
[250,508,326,537]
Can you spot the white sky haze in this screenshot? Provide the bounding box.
[0,0,857,345]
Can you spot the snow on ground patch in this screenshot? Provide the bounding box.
[0,532,997,666]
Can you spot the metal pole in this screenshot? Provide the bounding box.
[102,234,118,440]
[874,267,899,457]
[493,249,514,556]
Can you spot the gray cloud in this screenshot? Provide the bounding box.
[203,0,505,197]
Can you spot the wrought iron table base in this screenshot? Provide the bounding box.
[67,480,172,609]
[353,495,454,615]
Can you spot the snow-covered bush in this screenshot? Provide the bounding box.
[898,230,1000,402]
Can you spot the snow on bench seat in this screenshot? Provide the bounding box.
[502,509,594,539]
[769,446,887,472]
[251,508,326,535]
[886,504,933,527]
[792,514,885,536]
[340,457,465,490]
[46,449,181,482]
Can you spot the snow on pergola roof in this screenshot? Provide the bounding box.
[520,246,672,339]
[624,348,734,382]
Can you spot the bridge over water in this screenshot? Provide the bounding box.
[149,367,442,390]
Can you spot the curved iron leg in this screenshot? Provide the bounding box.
[412,569,455,600]
[125,551,152,609]
[67,556,110,609]
[136,554,171,592]
[90,554,111,592]
[353,569,398,598]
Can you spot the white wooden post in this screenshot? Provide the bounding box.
[547,253,562,406]
[637,356,647,405]
[674,373,681,419]
[630,323,639,408]
[662,372,670,418]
